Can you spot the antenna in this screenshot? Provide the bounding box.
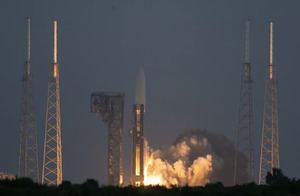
[244,20,250,63]
[270,22,273,65]
[269,22,274,79]
[53,20,57,64]
[27,17,31,62]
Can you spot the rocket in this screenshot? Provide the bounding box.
[135,67,146,109]
[131,67,146,186]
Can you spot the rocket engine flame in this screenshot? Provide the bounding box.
[143,130,248,187]
[143,137,213,186]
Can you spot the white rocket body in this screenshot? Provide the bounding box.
[131,67,146,185]
[135,67,146,109]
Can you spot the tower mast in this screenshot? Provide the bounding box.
[258,21,280,184]
[18,17,39,182]
[233,20,254,184]
[42,20,63,185]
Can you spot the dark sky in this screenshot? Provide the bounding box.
[0,0,299,185]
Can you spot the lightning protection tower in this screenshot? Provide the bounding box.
[42,20,63,185]
[259,22,280,184]
[233,20,254,184]
[18,17,39,182]
[91,92,125,186]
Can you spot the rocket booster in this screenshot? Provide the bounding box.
[135,67,146,109]
[131,67,146,186]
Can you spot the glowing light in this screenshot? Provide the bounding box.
[144,164,163,186]
[136,145,140,176]
[270,22,273,66]
[120,175,123,185]
[54,64,57,78]
[54,20,57,64]
[136,108,141,115]
[143,139,213,187]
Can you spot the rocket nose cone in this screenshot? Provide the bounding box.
[135,67,146,107]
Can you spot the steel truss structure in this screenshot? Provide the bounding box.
[18,17,39,182]
[259,22,280,184]
[91,92,125,186]
[234,20,254,184]
[42,20,63,186]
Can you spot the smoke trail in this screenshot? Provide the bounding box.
[144,129,248,186]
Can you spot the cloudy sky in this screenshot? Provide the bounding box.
[0,0,299,185]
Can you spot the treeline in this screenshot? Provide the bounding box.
[0,169,299,196]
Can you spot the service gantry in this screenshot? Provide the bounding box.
[91,92,125,186]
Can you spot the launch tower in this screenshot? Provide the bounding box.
[42,20,63,185]
[234,20,254,184]
[18,17,39,182]
[91,92,125,186]
[259,22,280,184]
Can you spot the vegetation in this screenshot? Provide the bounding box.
[0,169,299,196]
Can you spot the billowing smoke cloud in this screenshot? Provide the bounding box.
[144,129,248,186]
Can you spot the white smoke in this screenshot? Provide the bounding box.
[144,136,213,186]
[144,129,248,186]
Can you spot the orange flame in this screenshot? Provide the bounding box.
[143,140,213,187]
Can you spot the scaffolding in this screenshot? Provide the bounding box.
[91,92,125,186]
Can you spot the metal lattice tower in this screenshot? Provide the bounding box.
[259,22,280,184]
[91,92,125,186]
[42,20,63,185]
[18,17,39,182]
[233,20,254,184]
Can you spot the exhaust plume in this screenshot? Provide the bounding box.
[144,129,248,186]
